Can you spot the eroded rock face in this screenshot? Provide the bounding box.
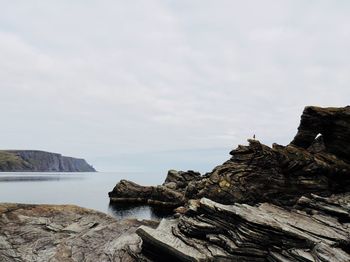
[0,203,156,262]
[291,106,350,161]
[137,194,350,262]
[185,139,350,206]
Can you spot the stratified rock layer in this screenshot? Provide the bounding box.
[137,194,350,261]
[108,105,350,261]
[0,203,155,262]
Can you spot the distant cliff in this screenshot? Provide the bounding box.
[0,150,96,172]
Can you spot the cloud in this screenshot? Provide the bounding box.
[0,1,349,172]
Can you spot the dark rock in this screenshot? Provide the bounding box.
[109,170,201,207]
[163,170,201,191]
[185,139,350,206]
[109,179,185,207]
[291,106,350,161]
[0,203,156,262]
[0,150,96,172]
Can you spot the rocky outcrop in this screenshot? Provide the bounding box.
[291,106,350,160]
[109,140,350,207]
[107,105,350,261]
[0,203,156,262]
[109,170,201,207]
[184,139,350,206]
[137,193,350,261]
[0,150,96,172]
[109,106,350,207]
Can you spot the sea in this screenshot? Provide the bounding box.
[0,172,170,220]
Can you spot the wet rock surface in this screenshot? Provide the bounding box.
[0,203,156,262]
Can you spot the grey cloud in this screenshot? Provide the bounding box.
[0,1,349,172]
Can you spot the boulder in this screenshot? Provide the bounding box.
[109,179,185,207]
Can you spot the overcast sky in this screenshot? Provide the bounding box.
[1,1,349,173]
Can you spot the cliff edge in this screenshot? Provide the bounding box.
[0,150,96,172]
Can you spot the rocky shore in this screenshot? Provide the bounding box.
[1,106,349,261]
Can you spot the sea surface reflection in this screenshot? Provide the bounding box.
[0,172,168,220]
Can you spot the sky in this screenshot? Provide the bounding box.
[1,1,350,173]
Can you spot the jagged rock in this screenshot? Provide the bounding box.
[137,194,350,261]
[185,139,350,206]
[291,106,350,160]
[0,203,156,262]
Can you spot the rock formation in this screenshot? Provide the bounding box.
[2,106,350,261]
[108,105,350,261]
[0,150,96,172]
[109,170,201,207]
[291,106,350,160]
[0,203,156,262]
[137,193,350,261]
[109,107,350,207]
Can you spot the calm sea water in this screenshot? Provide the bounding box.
[0,172,171,220]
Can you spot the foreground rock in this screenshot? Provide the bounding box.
[137,193,350,261]
[109,106,350,207]
[0,203,156,262]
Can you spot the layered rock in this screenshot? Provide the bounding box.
[0,203,156,262]
[137,193,350,261]
[185,139,350,206]
[109,141,350,207]
[109,106,350,208]
[291,106,350,160]
[107,105,350,261]
[0,150,96,172]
